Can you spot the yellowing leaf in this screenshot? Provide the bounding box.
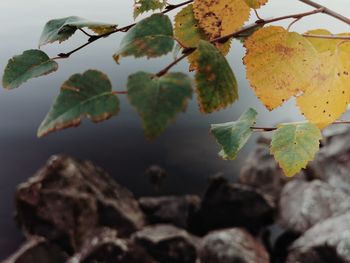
[193,0,250,40]
[244,26,320,110]
[175,4,232,71]
[244,0,268,8]
[133,0,167,19]
[195,40,238,113]
[271,122,322,177]
[297,30,350,128]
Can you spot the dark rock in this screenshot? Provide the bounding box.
[199,228,269,263]
[68,228,155,263]
[132,224,199,263]
[286,212,350,262]
[145,165,167,190]
[239,137,288,204]
[309,126,350,194]
[270,229,300,263]
[189,176,275,235]
[279,179,350,233]
[3,237,68,263]
[15,155,145,252]
[139,195,200,229]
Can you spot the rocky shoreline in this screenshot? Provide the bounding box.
[4,126,350,263]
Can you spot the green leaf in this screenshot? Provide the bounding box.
[38,70,119,137]
[127,71,192,139]
[195,40,238,113]
[113,14,174,63]
[211,108,257,160]
[2,49,58,90]
[271,122,322,177]
[134,0,167,19]
[39,16,117,47]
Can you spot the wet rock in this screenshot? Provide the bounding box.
[3,237,68,263]
[309,126,350,194]
[279,179,350,233]
[68,228,155,263]
[286,212,350,263]
[15,155,145,252]
[199,228,269,263]
[132,224,199,263]
[139,195,200,229]
[239,137,288,204]
[189,176,275,235]
[145,165,167,190]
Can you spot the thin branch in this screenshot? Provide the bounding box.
[302,33,350,40]
[211,7,325,43]
[156,49,194,77]
[298,0,350,25]
[55,0,194,59]
[112,90,128,95]
[251,120,350,132]
[78,28,93,37]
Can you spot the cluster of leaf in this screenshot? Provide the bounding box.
[2,0,349,177]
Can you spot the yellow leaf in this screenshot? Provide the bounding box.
[244,0,268,9]
[193,0,250,40]
[297,30,350,128]
[243,26,320,110]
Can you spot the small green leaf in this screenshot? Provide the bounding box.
[271,122,322,177]
[127,71,192,139]
[195,40,238,113]
[39,16,117,47]
[2,49,58,90]
[134,0,167,19]
[113,14,174,63]
[38,70,119,137]
[211,108,257,160]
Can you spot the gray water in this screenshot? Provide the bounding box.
[0,0,348,259]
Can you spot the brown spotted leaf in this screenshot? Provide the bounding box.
[297,30,350,128]
[193,0,250,40]
[195,40,238,113]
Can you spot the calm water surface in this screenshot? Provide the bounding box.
[0,0,349,259]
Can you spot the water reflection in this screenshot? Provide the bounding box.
[0,0,349,259]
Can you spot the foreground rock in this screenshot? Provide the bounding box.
[279,179,350,233]
[239,136,288,204]
[3,237,68,263]
[68,228,155,263]
[309,126,350,194]
[132,224,199,263]
[199,228,269,263]
[139,195,200,229]
[189,176,275,235]
[15,155,145,252]
[287,212,350,262]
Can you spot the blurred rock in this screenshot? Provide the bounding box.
[239,137,288,204]
[139,195,200,229]
[279,179,350,233]
[3,237,68,263]
[199,228,269,263]
[309,126,350,194]
[68,228,155,263]
[286,212,350,262]
[15,155,145,252]
[145,165,167,190]
[132,224,199,263]
[189,176,275,235]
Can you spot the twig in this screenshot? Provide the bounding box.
[55,0,194,59]
[302,33,350,40]
[156,50,194,77]
[298,0,350,25]
[251,120,350,132]
[112,90,128,95]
